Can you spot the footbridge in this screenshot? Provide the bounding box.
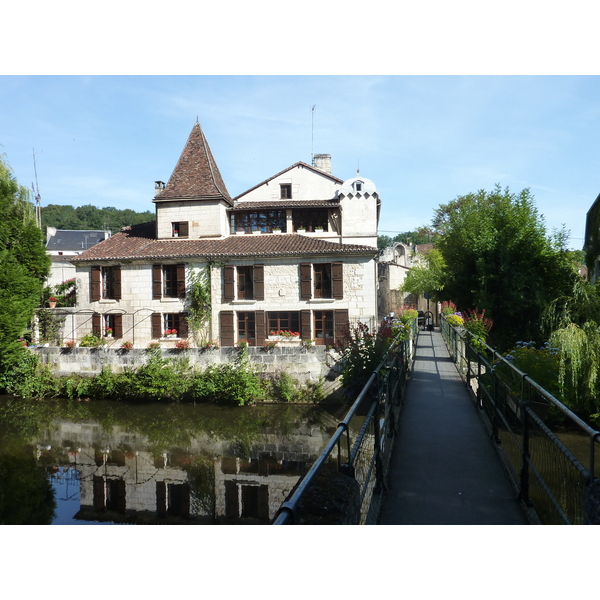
[274,322,600,525]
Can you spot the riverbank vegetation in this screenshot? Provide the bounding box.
[1,346,326,406]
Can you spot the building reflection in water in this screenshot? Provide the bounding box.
[32,410,339,524]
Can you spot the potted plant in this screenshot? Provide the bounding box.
[120,340,134,350]
[48,296,57,309]
[64,340,77,349]
[272,228,282,234]
[164,328,178,338]
[104,327,113,338]
[203,340,219,350]
[175,339,190,350]
[147,341,161,350]
[235,339,249,351]
[263,340,278,352]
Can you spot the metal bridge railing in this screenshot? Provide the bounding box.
[441,317,600,524]
[273,320,418,525]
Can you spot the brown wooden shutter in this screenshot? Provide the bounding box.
[178,313,189,339]
[151,313,162,338]
[300,263,312,299]
[255,310,266,346]
[92,313,101,336]
[334,309,350,347]
[332,262,343,299]
[153,265,162,299]
[91,266,101,301]
[224,265,235,300]
[300,310,312,340]
[220,311,235,347]
[253,264,264,301]
[113,314,123,339]
[113,266,122,300]
[176,263,186,298]
[179,221,189,237]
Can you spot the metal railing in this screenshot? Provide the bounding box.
[273,320,418,524]
[441,317,600,524]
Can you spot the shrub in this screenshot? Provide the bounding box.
[445,314,464,327]
[79,334,104,348]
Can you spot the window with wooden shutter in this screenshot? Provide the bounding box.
[114,314,123,339]
[220,311,235,347]
[176,264,186,298]
[92,313,102,336]
[332,262,343,299]
[91,266,101,301]
[253,264,264,301]
[151,313,162,339]
[113,266,122,300]
[314,263,332,298]
[300,263,312,299]
[224,265,235,301]
[153,265,162,299]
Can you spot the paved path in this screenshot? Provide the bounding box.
[379,330,529,525]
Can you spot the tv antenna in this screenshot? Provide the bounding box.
[311,105,316,165]
[31,148,42,229]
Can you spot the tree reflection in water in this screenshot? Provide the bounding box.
[0,396,346,525]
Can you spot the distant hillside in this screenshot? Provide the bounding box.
[41,204,155,232]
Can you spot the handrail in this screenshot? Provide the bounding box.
[440,315,600,524]
[273,321,417,524]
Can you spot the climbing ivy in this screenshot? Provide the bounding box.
[186,264,213,346]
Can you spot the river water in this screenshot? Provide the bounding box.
[0,395,348,525]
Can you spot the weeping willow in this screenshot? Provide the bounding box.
[544,278,600,417]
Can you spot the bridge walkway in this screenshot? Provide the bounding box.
[379,329,529,525]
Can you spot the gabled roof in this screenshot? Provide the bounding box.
[233,162,344,202]
[46,229,108,252]
[70,222,377,262]
[154,122,232,206]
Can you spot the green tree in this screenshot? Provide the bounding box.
[434,185,577,349]
[0,156,51,379]
[401,247,446,300]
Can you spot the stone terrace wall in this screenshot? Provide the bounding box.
[32,345,344,391]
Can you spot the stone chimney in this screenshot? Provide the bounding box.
[313,154,331,174]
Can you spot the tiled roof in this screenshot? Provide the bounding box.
[153,122,232,205]
[230,199,340,211]
[70,222,377,262]
[233,162,344,201]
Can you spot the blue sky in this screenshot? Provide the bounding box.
[1,75,599,249]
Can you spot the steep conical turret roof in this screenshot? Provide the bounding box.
[154,121,232,205]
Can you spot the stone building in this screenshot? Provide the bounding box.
[68,122,380,348]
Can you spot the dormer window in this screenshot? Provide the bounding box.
[355,182,363,192]
[280,184,292,199]
[172,221,189,238]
